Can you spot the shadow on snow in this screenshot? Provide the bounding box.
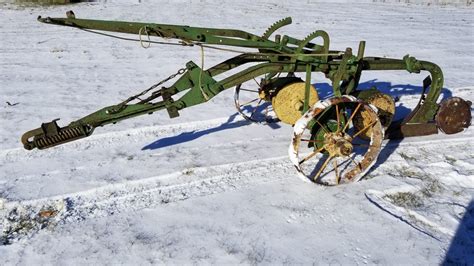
[443,200,474,265]
[142,79,452,152]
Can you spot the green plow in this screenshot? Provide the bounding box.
[21,11,471,185]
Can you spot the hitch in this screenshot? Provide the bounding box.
[22,119,93,150]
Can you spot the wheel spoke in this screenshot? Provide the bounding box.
[300,139,324,143]
[299,146,325,165]
[240,98,259,107]
[313,155,333,181]
[316,120,330,134]
[250,99,263,118]
[333,159,340,184]
[252,78,261,87]
[349,157,361,171]
[352,120,377,139]
[291,98,384,185]
[342,103,362,132]
[239,88,260,93]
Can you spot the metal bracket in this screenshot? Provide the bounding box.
[41,119,60,137]
[162,90,180,118]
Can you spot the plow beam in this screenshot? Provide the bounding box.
[37,15,287,51]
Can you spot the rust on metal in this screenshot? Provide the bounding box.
[436,97,472,134]
[343,103,383,181]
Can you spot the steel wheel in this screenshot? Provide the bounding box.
[289,95,384,185]
[234,78,278,123]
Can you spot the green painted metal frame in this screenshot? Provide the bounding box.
[21,13,444,150]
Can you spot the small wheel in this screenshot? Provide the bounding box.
[234,78,278,123]
[289,95,384,185]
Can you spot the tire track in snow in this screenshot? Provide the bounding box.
[7,135,289,184]
[5,131,473,210]
[365,188,453,241]
[1,115,284,202]
[1,156,293,244]
[2,133,472,243]
[0,116,252,160]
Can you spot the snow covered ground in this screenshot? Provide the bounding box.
[0,0,473,264]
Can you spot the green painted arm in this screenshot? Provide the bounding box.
[37,14,286,51]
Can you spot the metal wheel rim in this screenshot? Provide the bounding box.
[289,95,384,185]
[234,83,278,124]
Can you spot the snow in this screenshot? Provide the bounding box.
[0,0,473,264]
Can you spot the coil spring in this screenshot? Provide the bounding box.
[34,126,86,149]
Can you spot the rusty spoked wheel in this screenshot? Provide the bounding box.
[289,95,384,185]
[234,78,278,123]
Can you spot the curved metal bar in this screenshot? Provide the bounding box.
[295,30,330,62]
[361,56,444,123]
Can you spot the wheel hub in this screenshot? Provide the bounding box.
[323,132,353,157]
